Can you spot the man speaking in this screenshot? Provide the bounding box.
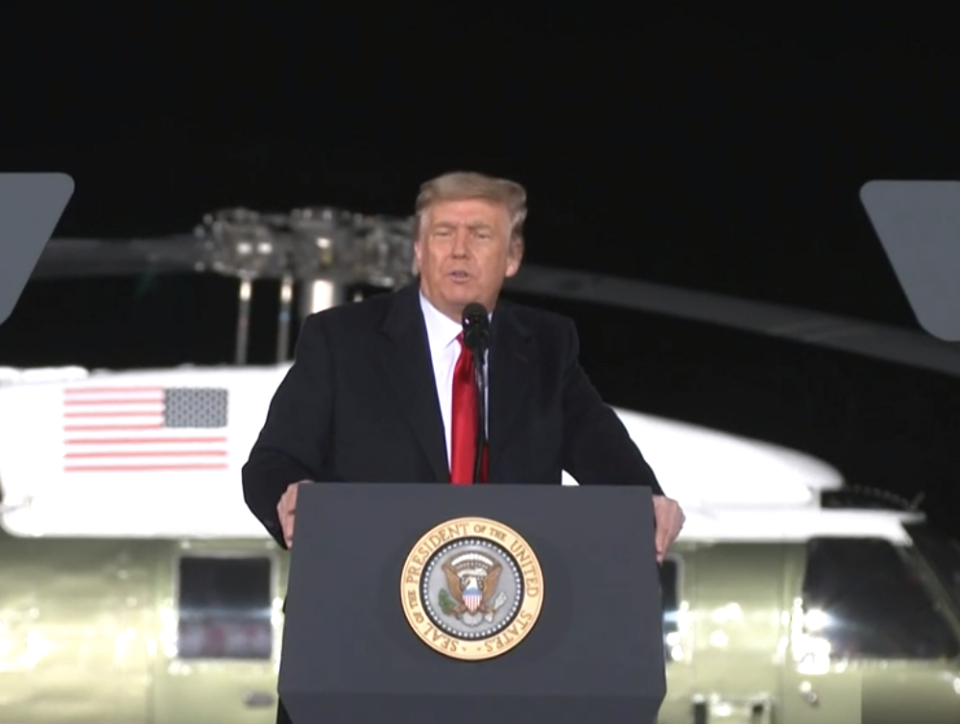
[241,171,685,720]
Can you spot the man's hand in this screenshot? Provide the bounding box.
[277,480,310,548]
[653,495,685,562]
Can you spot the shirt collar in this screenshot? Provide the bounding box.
[419,290,464,353]
[418,290,495,355]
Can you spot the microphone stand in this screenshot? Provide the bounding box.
[461,302,491,485]
[472,349,487,484]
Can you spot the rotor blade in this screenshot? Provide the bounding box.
[29,235,207,280]
[507,264,960,378]
[31,233,960,377]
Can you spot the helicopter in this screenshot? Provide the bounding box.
[2,206,960,724]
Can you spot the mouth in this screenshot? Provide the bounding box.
[448,270,471,282]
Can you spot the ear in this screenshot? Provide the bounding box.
[413,236,423,270]
[504,238,524,278]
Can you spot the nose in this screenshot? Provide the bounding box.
[451,230,470,257]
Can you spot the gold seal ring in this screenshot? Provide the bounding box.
[399,516,544,661]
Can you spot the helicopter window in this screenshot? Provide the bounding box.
[800,537,960,660]
[659,557,680,661]
[176,555,273,661]
[903,522,960,613]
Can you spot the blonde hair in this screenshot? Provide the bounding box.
[413,171,527,248]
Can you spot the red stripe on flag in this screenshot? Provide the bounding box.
[65,411,164,418]
[65,450,227,458]
[64,463,230,472]
[63,398,163,405]
[64,437,227,445]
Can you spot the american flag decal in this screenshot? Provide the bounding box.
[62,386,230,472]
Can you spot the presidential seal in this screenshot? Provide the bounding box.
[400,517,543,661]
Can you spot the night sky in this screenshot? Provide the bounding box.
[1,6,958,529]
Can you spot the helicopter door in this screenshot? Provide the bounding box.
[152,546,281,724]
[682,542,789,724]
[781,537,960,724]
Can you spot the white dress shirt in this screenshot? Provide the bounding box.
[419,291,490,468]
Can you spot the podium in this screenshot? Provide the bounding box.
[278,483,666,723]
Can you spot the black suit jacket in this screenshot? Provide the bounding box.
[241,282,663,547]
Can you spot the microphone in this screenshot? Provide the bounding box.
[461,302,490,484]
[461,302,490,358]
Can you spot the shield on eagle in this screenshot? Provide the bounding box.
[462,584,483,612]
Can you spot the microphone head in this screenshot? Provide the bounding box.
[461,302,490,352]
[462,302,488,324]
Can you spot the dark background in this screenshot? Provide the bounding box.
[1,6,957,529]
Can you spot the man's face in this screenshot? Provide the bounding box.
[415,198,522,321]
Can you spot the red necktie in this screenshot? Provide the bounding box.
[449,332,488,484]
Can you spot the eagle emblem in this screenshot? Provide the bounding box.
[438,551,510,627]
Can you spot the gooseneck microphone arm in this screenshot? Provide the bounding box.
[461,303,490,484]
